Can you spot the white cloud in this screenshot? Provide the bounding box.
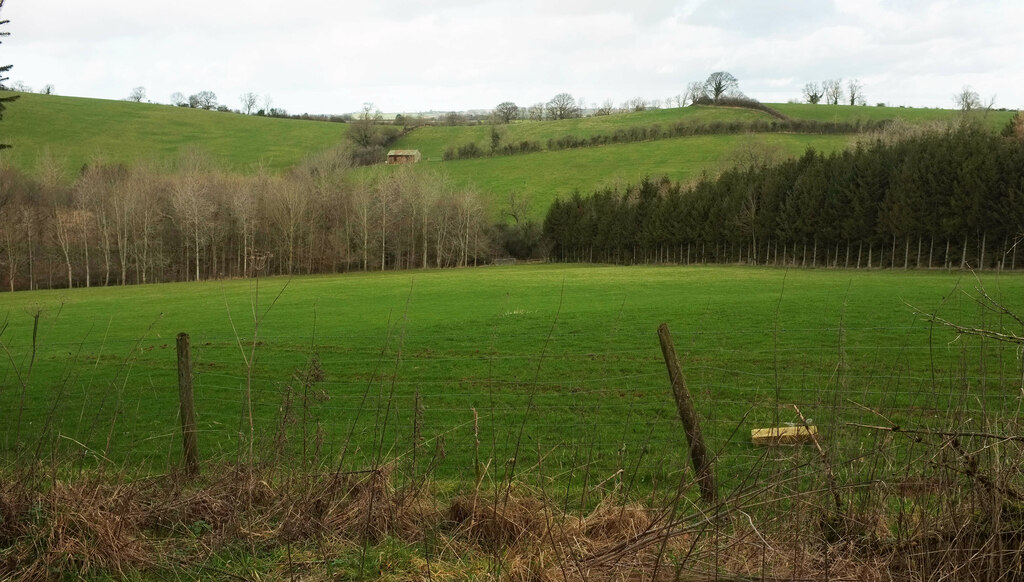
[2,0,1022,113]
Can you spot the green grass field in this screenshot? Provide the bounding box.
[772,102,1015,130]
[398,133,854,220]
[0,91,348,178]
[3,265,1021,497]
[392,105,778,161]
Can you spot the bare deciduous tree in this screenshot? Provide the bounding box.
[823,78,843,105]
[628,97,648,112]
[594,99,615,116]
[239,92,259,115]
[803,82,823,104]
[954,86,982,111]
[126,165,161,284]
[126,86,146,102]
[503,191,531,225]
[493,101,519,124]
[685,81,707,105]
[189,90,217,110]
[546,93,580,120]
[267,174,307,274]
[847,79,865,106]
[52,207,77,288]
[954,85,995,111]
[171,149,214,281]
[704,71,738,102]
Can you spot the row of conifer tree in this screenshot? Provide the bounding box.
[542,123,1024,270]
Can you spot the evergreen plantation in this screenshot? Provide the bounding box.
[543,122,1024,269]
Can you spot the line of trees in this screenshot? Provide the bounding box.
[543,122,1024,269]
[0,148,493,292]
[802,78,867,105]
[443,117,892,161]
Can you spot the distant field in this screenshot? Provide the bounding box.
[386,103,1016,221]
[2,265,1020,493]
[394,103,1017,162]
[387,132,853,220]
[772,102,1015,130]
[0,91,347,178]
[393,105,776,161]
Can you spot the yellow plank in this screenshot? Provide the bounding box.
[751,425,818,446]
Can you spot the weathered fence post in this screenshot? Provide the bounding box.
[658,323,716,503]
[176,332,200,478]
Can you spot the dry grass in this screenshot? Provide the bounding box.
[2,433,1023,581]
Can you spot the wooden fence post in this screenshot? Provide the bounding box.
[176,332,200,478]
[658,323,716,503]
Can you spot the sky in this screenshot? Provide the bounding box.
[2,0,1021,115]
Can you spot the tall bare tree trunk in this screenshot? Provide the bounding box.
[194,221,201,281]
[979,232,986,271]
[54,209,74,289]
[81,216,91,288]
[24,209,35,290]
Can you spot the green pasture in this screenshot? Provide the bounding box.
[771,102,1015,130]
[2,92,1011,188]
[393,105,776,161]
[0,91,347,178]
[2,265,1021,500]
[394,133,853,220]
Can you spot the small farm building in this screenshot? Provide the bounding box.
[386,150,422,164]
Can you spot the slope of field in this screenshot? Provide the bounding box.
[409,133,853,219]
[2,265,1019,492]
[0,91,348,178]
[772,101,1015,130]
[382,103,1015,221]
[393,103,1016,161]
[393,105,777,161]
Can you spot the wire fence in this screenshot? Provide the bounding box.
[3,316,1022,511]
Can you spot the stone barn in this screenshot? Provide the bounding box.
[386,149,422,164]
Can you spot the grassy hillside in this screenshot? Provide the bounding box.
[2,91,1014,223]
[772,102,1015,129]
[394,103,1016,161]
[383,103,1014,220]
[0,91,348,178]
[401,133,853,219]
[394,105,777,161]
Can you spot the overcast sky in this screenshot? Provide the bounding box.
[3,0,1021,115]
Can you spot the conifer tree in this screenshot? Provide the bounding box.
[0,0,18,150]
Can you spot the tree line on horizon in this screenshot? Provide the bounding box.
[542,119,1024,270]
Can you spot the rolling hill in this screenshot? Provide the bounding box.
[1,90,1014,221]
[0,91,348,178]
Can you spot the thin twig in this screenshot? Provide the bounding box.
[846,422,1024,443]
